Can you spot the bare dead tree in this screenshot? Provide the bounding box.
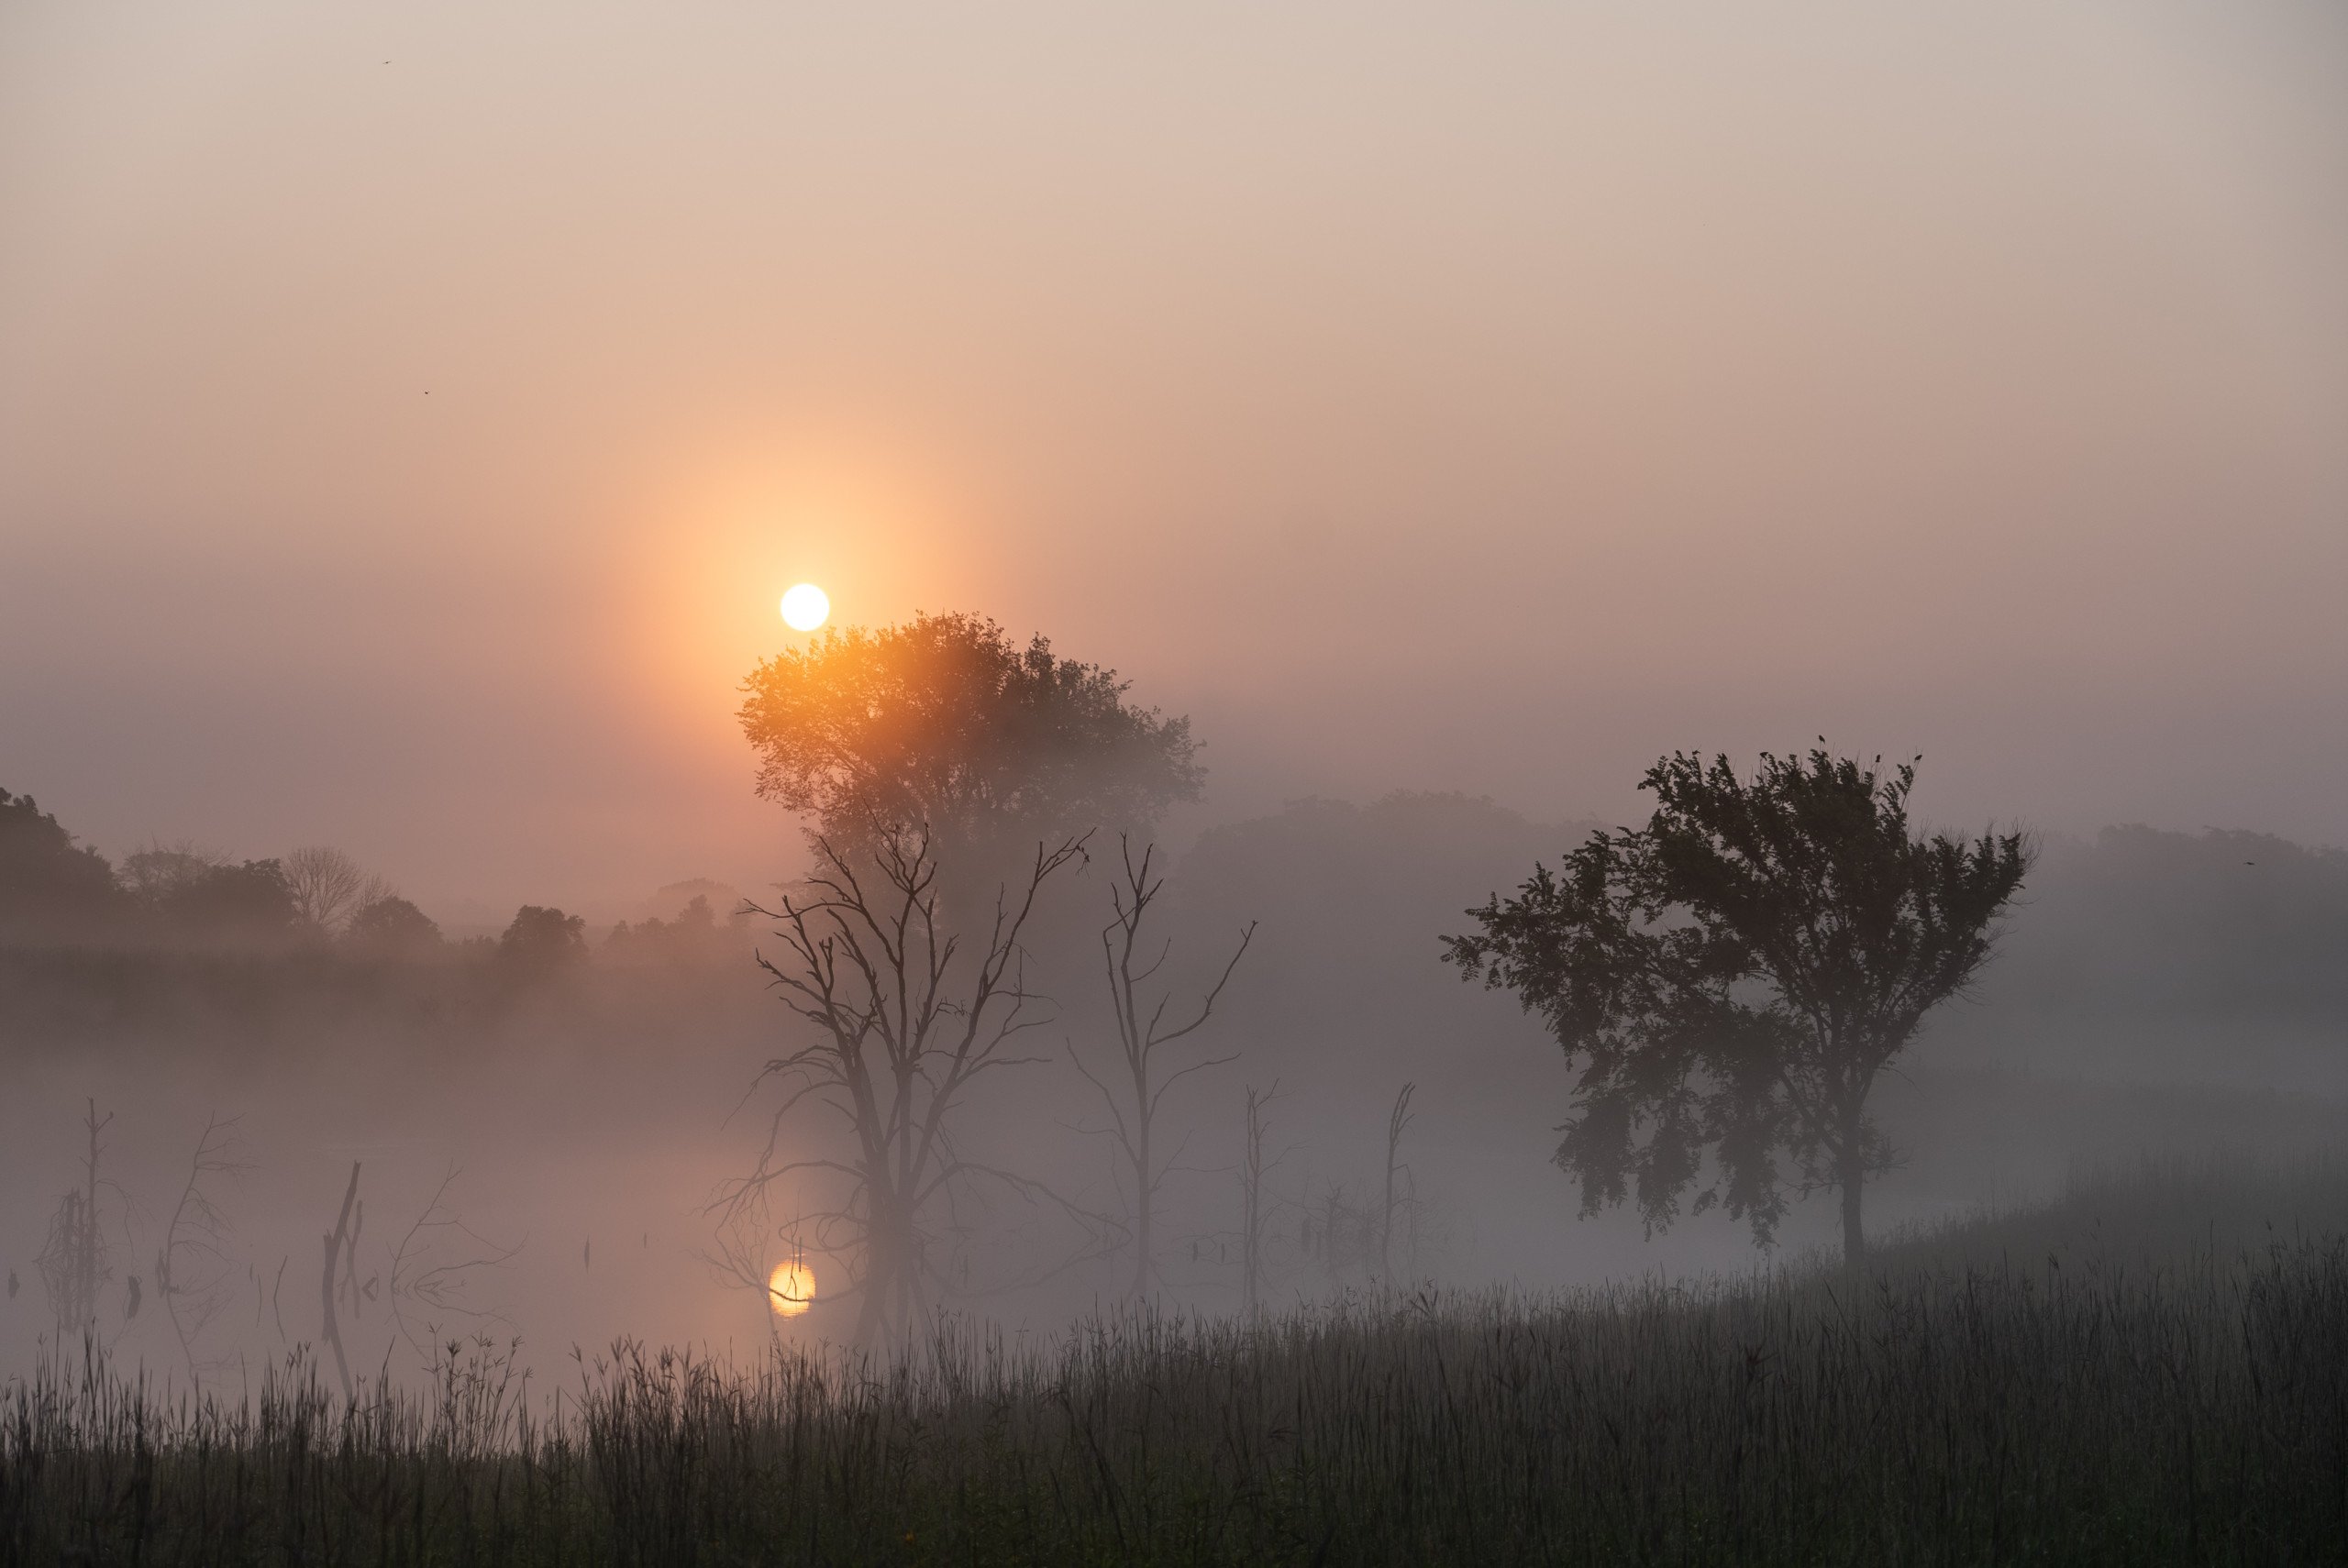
[1302,1180,1377,1285]
[1070,837,1254,1298]
[716,824,1091,1348]
[1379,1082,1418,1286]
[283,845,393,933]
[384,1166,522,1366]
[1239,1082,1281,1316]
[36,1099,117,1338]
[319,1163,360,1399]
[157,1115,249,1382]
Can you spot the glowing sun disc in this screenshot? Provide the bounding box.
[781,583,830,632]
[768,1260,815,1317]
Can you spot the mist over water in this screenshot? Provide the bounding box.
[5,785,2344,1392]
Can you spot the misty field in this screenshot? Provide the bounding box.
[5,1165,2343,1568]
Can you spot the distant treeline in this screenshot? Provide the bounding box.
[9,783,2347,1078]
[1970,824,2348,1024]
[0,787,752,1045]
[1,786,741,956]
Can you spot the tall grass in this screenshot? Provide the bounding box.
[6,1188,2346,1564]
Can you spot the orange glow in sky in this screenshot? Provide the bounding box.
[6,3,2347,908]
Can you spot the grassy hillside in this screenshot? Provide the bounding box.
[5,1160,2344,1566]
[1869,1153,2348,1272]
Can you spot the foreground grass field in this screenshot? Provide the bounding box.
[5,1163,2345,1566]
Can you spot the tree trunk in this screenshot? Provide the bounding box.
[1241,1087,1268,1317]
[856,1184,926,1352]
[1838,1136,1866,1267]
[1133,1112,1153,1298]
[1379,1083,1415,1286]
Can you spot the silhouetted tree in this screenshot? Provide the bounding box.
[737,612,1202,864]
[125,848,299,944]
[345,895,444,957]
[1379,1082,1417,1283]
[494,905,586,982]
[603,894,742,970]
[1445,749,2031,1264]
[718,826,1090,1347]
[121,844,225,904]
[0,789,126,943]
[1237,1082,1287,1316]
[179,859,299,940]
[282,845,393,933]
[1300,1182,1379,1286]
[1070,837,1253,1297]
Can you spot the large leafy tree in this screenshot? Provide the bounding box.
[1445,749,2030,1264]
[737,612,1203,860]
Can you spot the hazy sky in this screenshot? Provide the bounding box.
[5,2,2344,921]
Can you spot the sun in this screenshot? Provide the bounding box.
[781,582,830,632]
[767,1258,815,1318]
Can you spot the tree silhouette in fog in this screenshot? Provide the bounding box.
[718,826,1090,1346]
[1445,749,2030,1264]
[282,845,393,933]
[1071,836,1254,1298]
[737,612,1202,861]
[603,894,744,971]
[0,789,126,942]
[345,895,444,957]
[120,845,226,906]
[122,849,300,945]
[494,905,587,982]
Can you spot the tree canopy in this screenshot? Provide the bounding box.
[1445,749,2031,1262]
[121,849,300,944]
[283,845,393,933]
[495,905,587,982]
[0,789,125,942]
[346,895,444,957]
[737,612,1203,856]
